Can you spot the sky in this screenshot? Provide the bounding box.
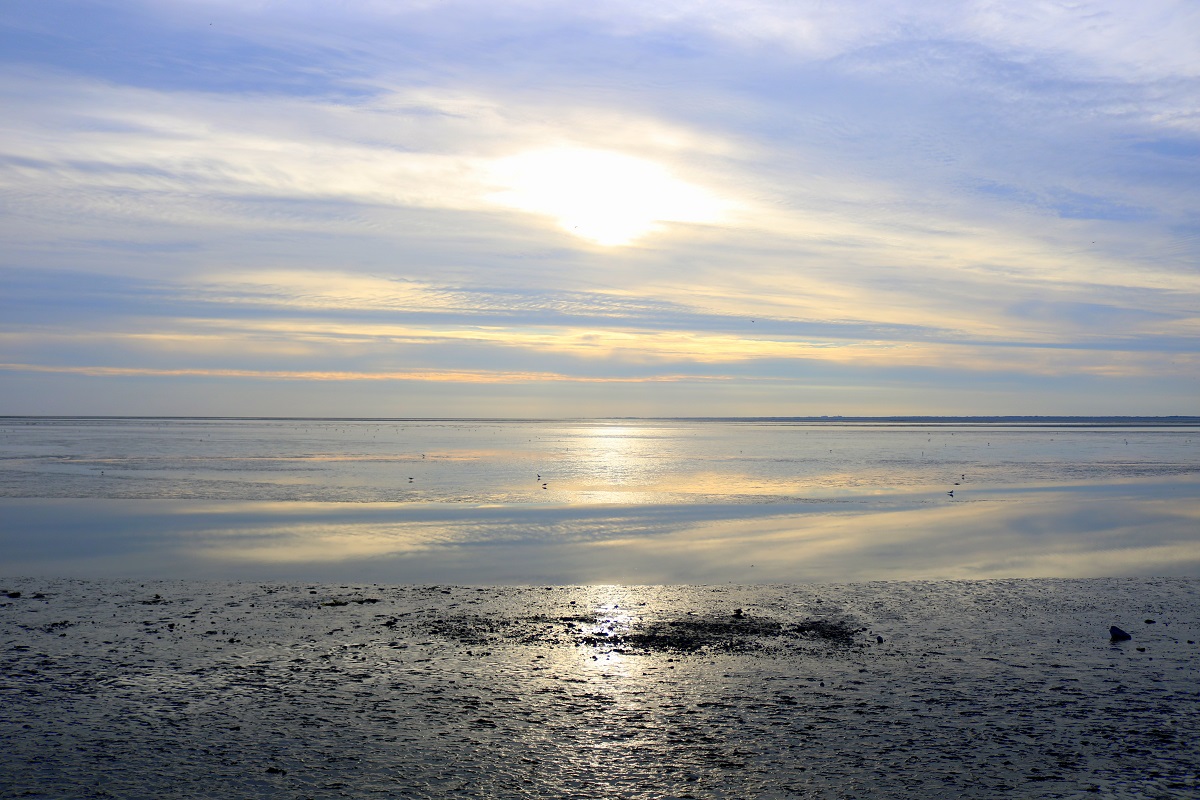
[1,0,1198,417]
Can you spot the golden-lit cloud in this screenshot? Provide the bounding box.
[4,302,1196,388]
[0,362,730,384]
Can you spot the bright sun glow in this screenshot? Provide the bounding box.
[487,147,728,246]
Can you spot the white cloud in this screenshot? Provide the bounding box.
[0,70,750,244]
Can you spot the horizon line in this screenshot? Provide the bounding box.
[3,414,1200,425]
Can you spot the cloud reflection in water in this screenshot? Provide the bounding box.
[3,477,1196,582]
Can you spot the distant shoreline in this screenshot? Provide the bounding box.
[3,415,1200,426]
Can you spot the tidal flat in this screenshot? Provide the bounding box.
[2,577,1198,799]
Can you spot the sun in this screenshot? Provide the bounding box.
[487,147,728,246]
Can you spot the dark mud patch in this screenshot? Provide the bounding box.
[412,611,863,655]
[20,619,75,635]
[586,616,862,654]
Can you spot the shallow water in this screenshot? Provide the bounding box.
[2,577,1197,799]
[1,418,1198,581]
[3,417,1198,505]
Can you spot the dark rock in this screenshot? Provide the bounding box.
[1109,626,1132,641]
[1144,619,1156,624]
[265,766,287,775]
[5,591,21,599]
[876,635,885,644]
[732,608,745,618]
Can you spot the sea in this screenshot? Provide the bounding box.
[2,417,1199,798]
[1,416,1198,582]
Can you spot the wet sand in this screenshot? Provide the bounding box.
[2,578,1198,799]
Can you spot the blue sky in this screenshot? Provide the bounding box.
[2,1,1198,416]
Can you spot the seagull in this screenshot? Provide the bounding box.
[947,490,954,497]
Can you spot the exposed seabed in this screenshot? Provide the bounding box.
[3,577,1198,799]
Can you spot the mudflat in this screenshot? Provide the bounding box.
[2,577,1198,798]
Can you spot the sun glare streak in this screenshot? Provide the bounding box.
[487,147,729,245]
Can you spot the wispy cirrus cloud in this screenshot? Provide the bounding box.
[1,1,1198,415]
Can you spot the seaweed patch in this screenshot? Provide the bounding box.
[413,610,863,655]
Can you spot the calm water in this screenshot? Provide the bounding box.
[1,417,1198,581]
